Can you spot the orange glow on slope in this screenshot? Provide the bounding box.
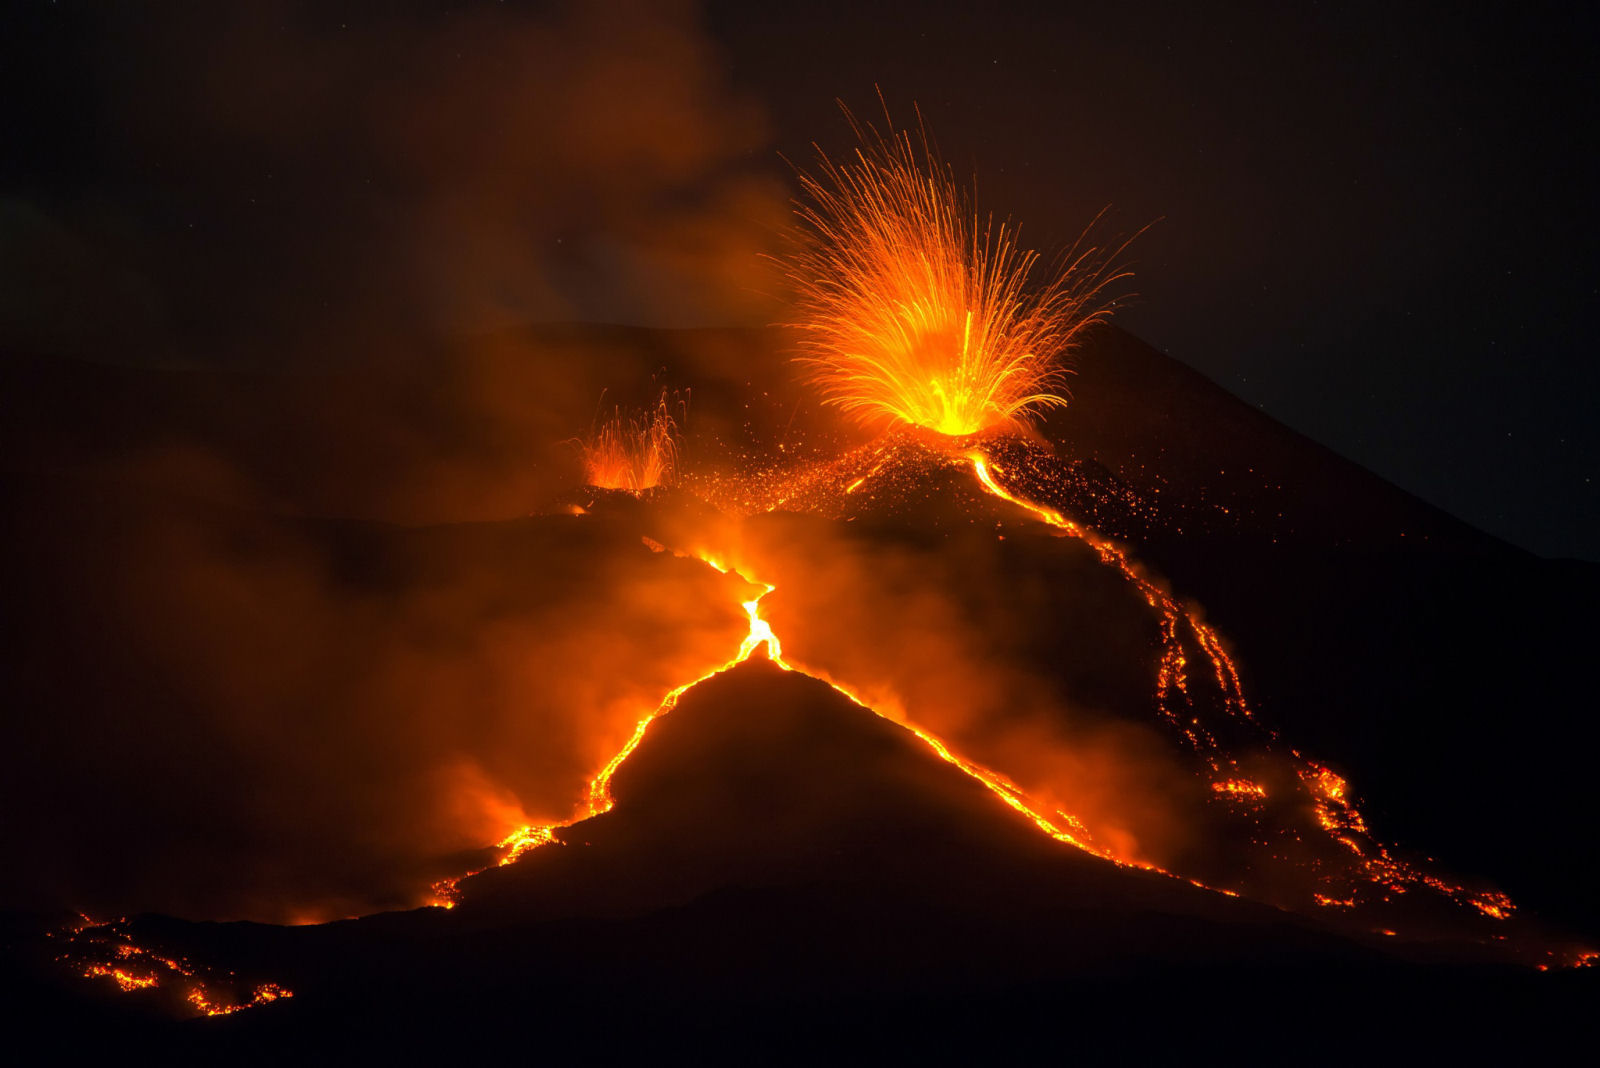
[860,701,1110,858]
[58,915,291,1017]
[1211,779,1268,801]
[971,451,1255,763]
[787,107,1135,436]
[84,964,158,992]
[431,550,788,905]
[581,390,682,493]
[702,559,1130,860]
[434,542,1151,907]
[967,448,1522,923]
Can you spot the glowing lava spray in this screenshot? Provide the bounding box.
[581,390,683,493]
[787,103,1138,436]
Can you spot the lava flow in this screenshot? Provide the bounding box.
[428,548,790,902]
[966,447,1518,924]
[433,538,1120,905]
[776,104,1524,934]
[56,915,291,1017]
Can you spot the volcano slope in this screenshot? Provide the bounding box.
[1,322,1596,1055]
[1029,329,1600,938]
[12,652,1595,1061]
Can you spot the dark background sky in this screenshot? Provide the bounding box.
[4,0,1595,559]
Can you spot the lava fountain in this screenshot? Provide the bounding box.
[787,103,1138,436]
[581,390,683,492]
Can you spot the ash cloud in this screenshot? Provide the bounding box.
[0,1,792,922]
[3,1,794,522]
[2,0,787,363]
[0,474,750,921]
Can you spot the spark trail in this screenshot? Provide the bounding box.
[787,105,1135,436]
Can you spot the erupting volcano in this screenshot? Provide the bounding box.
[580,389,684,492]
[7,101,1595,1062]
[787,104,1136,436]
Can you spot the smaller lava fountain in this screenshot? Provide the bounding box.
[581,390,683,493]
[787,103,1138,436]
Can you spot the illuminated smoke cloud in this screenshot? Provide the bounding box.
[0,1,788,363]
[0,0,787,925]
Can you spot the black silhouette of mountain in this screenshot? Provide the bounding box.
[7,655,1594,1060]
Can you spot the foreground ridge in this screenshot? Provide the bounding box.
[432,536,1137,907]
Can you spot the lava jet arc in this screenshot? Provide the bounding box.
[787,103,1138,437]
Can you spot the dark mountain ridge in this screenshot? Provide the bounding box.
[11,656,1588,1060]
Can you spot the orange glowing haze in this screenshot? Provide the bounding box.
[787,105,1138,436]
[581,390,682,492]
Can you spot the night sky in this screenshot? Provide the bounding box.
[4,0,1596,558]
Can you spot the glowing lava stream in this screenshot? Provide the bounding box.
[969,449,1253,748]
[965,448,1520,923]
[440,449,1520,929]
[57,914,291,1017]
[434,547,1136,906]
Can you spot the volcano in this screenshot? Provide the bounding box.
[1,323,1596,1057]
